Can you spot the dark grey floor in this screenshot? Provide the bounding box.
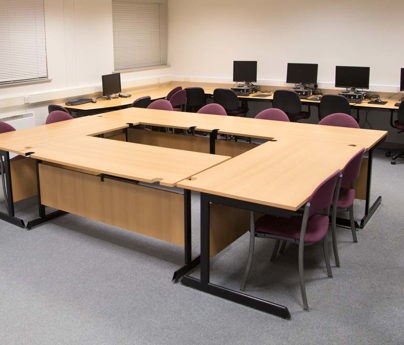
[0,150,403,345]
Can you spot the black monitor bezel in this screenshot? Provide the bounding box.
[400,68,404,91]
[286,63,318,85]
[335,66,370,90]
[102,73,122,97]
[233,61,257,83]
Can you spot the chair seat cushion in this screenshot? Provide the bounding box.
[337,188,355,209]
[255,214,329,243]
[394,120,404,130]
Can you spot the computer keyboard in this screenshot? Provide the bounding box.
[368,100,387,105]
[65,98,94,106]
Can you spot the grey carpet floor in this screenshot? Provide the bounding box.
[0,150,403,345]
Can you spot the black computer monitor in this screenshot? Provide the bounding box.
[286,63,318,85]
[335,66,370,91]
[233,61,257,85]
[400,68,404,91]
[102,73,122,98]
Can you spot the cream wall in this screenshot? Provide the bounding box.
[0,0,170,123]
[1,0,403,131]
[168,0,404,92]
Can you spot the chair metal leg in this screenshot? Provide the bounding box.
[270,239,281,262]
[349,205,358,243]
[323,234,333,278]
[240,212,256,291]
[330,213,340,267]
[279,240,287,254]
[298,241,309,311]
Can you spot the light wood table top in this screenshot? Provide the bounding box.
[0,115,130,155]
[63,86,173,111]
[178,138,363,211]
[28,136,230,187]
[110,107,387,151]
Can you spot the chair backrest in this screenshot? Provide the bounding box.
[341,148,365,189]
[272,90,301,116]
[197,103,227,116]
[132,96,151,108]
[46,110,73,124]
[308,169,341,217]
[166,86,182,101]
[48,104,71,114]
[397,101,404,125]
[147,99,173,111]
[169,89,187,110]
[255,108,290,121]
[213,88,240,111]
[0,121,16,133]
[319,94,351,120]
[185,87,206,112]
[319,113,359,128]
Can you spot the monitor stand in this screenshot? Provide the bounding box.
[293,83,312,97]
[231,82,256,95]
[104,94,120,100]
[339,88,366,101]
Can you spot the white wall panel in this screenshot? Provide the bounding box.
[168,0,404,92]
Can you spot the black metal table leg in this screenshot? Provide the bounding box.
[0,150,25,228]
[172,189,201,282]
[25,160,67,229]
[181,192,291,319]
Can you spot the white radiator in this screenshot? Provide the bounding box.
[3,112,35,130]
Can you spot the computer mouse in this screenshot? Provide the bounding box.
[91,98,97,103]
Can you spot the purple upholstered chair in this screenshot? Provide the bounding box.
[319,113,359,128]
[147,99,174,111]
[46,110,73,124]
[197,103,227,116]
[165,86,182,101]
[0,121,16,133]
[169,89,187,111]
[240,169,341,311]
[132,96,151,108]
[255,108,290,121]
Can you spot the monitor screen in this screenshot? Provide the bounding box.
[233,61,257,83]
[102,73,122,97]
[286,63,318,84]
[335,66,370,89]
[400,68,404,91]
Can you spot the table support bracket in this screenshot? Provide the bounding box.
[182,276,291,319]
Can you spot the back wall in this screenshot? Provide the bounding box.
[168,0,404,92]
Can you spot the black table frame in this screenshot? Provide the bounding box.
[182,192,292,319]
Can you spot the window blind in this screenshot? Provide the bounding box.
[112,0,167,71]
[0,0,48,85]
